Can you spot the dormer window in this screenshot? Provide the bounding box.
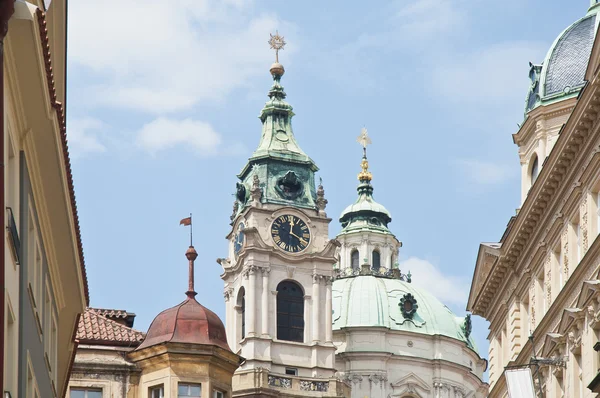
[531,155,539,184]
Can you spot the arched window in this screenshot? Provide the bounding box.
[372,250,381,270]
[237,287,245,340]
[276,281,304,342]
[531,155,539,184]
[351,250,360,270]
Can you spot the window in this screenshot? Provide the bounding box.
[351,250,359,270]
[276,281,304,342]
[214,391,225,398]
[372,250,381,270]
[70,388,102,398]
[237,287,245,340]
[149,385,164,398]
[530,155,539,184]
[178,383,201,397]
[285,367,298,376]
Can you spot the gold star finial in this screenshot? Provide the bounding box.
[269,31,286,63]
[356,127,372,150]
[356,127,373,182]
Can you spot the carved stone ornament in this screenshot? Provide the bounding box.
[299,380,329,392]
[230,200,239,221]
[399,293,418,320]
[275,171,304,200]
[236,182,247,204]
[316,178,328,214]
[462,314,472,339]
[250,174,262,204]
[268,375,291,389]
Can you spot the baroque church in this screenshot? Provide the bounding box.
[468,1,600,397]
[67,36,487,398]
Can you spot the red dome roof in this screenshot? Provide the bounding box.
[136,296,231,352]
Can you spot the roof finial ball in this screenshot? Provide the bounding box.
[268,31,286,77]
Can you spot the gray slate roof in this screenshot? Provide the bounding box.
[544,14,596,97]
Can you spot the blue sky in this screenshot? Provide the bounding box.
[66,0,592,376]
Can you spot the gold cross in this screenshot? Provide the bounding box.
[356,127,372,149]
[268,31,286,63]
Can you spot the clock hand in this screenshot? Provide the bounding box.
[289,231,302,240]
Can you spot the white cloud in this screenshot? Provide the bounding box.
[68,0,293,113]
[431,41,547,104]
[395,0,466,39]
[399,257,470,307]
[67,117,107,159]
[455,158,515,185]
[136,117,225,155]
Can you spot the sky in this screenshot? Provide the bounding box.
[66,0,593,380]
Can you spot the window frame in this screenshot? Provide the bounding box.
[178,383,202,398]
[350,249,359,270]
[149,384,164,398]
[276,280,304,343]
[372,249,381,270]
[69,388,103,398]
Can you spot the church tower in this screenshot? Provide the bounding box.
[219,33,348,398]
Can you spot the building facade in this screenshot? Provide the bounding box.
[468,1,600,397]
[68,246,243,398]
[331,147,488,398]
[4,1,88,397]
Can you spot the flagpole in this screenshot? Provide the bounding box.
[190,212,193,247]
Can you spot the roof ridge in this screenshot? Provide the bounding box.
[78,309,145,346]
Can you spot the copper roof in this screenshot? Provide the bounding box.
[136,296,231,352]
[77,308,145,347]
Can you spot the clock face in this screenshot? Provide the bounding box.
[271,215,311,253]
[234,223,245,256]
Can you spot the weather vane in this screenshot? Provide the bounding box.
[356,127,372,156]
[269,31,286,63]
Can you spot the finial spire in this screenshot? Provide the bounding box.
[268,31,286,77]
[185,246,198,299]
[356,127,373,182]
[269,31,286,63]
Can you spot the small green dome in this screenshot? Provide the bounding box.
[332,276,477,352]
[339,181,392,234]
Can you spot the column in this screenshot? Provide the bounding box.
[224,288,232,348]
[312,274,321,342]
[248,266,257,337]
[261,269,270,336]
[304,294,311,343]
[325,277,332,343]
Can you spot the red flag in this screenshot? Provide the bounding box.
[180,217,192,226]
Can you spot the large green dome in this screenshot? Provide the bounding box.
[332,275,477,352]
[526,4,600,113]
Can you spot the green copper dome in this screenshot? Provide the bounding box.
[339,148,392,234]
[525,4,599,114]
[332,276,477,352]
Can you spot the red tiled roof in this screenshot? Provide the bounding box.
[92,308,135,319]
[35,9,89,305]
[77,308,145,347]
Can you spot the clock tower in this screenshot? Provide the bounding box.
[219,33,349,398]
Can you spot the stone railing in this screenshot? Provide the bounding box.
[334,263,411,282]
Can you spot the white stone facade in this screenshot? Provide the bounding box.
[222,202,348,397]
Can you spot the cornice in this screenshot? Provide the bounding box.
[513,100,576,146]
[33,8,89,304]
[472,76,600,318]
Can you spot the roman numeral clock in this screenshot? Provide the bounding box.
[270,214,311,253]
